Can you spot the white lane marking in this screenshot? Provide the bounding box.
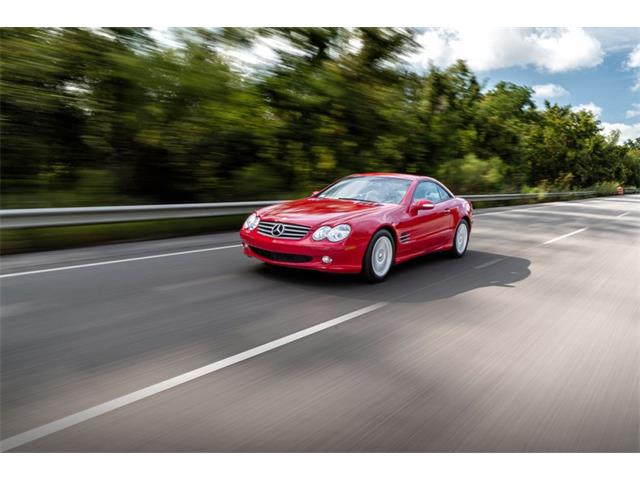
[616,211,630,218]
[0,245,242,279]
[0,302,387,451]
[550,201,611,208]
[474,258,504,269]
[503,209,630,222]
[542,228,588,245]
[474,207,544,217]
[476,202,630,220]
[475,197,626,216]
[596,197,640,203]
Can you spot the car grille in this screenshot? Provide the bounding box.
[257,220,311,240]
[250,246,312,263]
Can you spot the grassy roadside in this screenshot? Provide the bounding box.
[1,215,246,255]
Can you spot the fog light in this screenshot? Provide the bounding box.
[322,256,332,264]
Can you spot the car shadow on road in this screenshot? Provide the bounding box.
[252,249,531,304]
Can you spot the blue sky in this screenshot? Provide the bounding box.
[483,49,633,124]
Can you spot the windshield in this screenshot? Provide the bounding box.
[318,177,411,205]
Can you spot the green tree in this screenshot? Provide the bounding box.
[1,27,638,207]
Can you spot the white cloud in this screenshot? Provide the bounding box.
[407,27,603,72]
[572,102,603,118]
[627,44,640,68]
[602,122,640,143]
[627,44,640,91]
[626,104,640,119]
[585,28,640,53]
[532,83,569,100]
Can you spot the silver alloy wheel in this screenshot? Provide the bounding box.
[371,236,393,277]
[455,222,469,254]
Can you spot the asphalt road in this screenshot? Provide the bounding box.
[1,195,638,452]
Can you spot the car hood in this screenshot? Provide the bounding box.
[258,197,393,226]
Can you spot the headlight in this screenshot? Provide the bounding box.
[243,213,260,231]
[327,224,351,242]
[312,225,331,241]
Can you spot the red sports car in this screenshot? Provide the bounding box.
[240,173,473,282]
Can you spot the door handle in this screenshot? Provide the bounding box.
[444,208,451,213]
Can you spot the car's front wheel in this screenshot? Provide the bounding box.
[449,219,470,258]
[363,230,395,282]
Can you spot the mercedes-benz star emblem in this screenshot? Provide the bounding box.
[271,223,285,237]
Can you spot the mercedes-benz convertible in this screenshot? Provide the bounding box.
[240,173,473,282]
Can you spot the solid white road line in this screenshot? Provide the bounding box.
[616,211,630,218]
[0,302,388,451]
[551,200,612,208]
[0,244,242,279]
[542,228,588,245]
[474,207,544,217]
[475,196,629,217]
[500,209,631,221]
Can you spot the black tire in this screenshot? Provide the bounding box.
[362,229,396,283]
[449,219,470,258]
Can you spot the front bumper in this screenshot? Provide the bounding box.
[239,228,364,273]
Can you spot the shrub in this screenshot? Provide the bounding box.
[592,181,619,196]
[436,154,506,194]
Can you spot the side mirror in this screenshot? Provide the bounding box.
[311,191,320,197]
[413,199,435,212]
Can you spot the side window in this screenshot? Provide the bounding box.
[413,182,442,203]
[435,184,451,202]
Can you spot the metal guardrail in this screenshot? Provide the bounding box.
[0,189,635,229]
[0,200,284,229]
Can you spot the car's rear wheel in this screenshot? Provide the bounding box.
[449,219,470,258]
[363,230,395,282]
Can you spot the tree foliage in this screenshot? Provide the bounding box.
[1,27,638,207]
